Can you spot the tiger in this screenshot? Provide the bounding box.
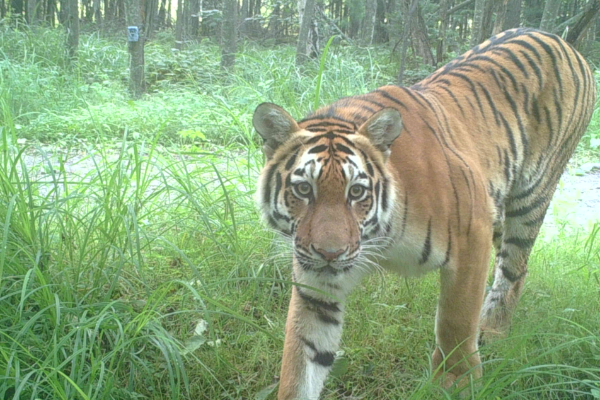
[253,28,596,400]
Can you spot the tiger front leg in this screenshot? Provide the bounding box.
[432,229,491,389]
[278,284,346,400]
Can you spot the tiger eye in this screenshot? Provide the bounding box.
[296,182,312,197]
[349,185,365,199]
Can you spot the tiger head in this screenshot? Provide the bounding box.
[254,103,402,276]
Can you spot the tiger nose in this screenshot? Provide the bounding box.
[312,245,347,261]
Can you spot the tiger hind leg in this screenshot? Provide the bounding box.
[480,170,561,341]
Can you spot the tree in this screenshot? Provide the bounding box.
[360,0,377,45]
[175,0,184,48]
[27,0,38,23]
[221,0,237,69]
[188,0,200,39]
[540,0,560,32]
[125,0,145,97]
[503,0,522,30]
[66,0,79,57]
[411,5,435,66]
[296,0,316,64]
[471,0,497,46]
[437,0,449,64]
[565,0,600,46]
[398,0,418,85]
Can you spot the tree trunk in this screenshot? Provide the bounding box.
[360,0,377,45]
[144,0,159,39]
[166,0,171,28]
[398,0,417,85]
[157,0,166,28]
[189,0,200,39]
[175,0,184,48]
[12,0,24,17]
[93,0,101,25]
[502,0,521,30]
[471,0,496,46]
[267,1,281,38]
[437,0,449,64]
[540,0,560,32]
[66,0,79,57]
[411,5,435,66]
[296,0,316,64]
[125,0,145,97]
[471,0,485,46]
[221,0,237,69]
[492,0,507,35]
[240,0,248,36]
[27,0,37,23]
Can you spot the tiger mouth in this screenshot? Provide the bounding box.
[295,253,355,275]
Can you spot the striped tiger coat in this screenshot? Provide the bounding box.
[253,28,596,400]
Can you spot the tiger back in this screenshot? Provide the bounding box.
[253,28,596,400]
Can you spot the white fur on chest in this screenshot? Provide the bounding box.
[377,235,446,277]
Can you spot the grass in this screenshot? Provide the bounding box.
[0,24,599,400]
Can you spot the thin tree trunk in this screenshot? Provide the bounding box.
[437,0,448,64]
[66,0,79,57]
[12,0,25,17]
[296,0,316,64]
[189,0,199,39]
[411,5,435,66]
[125,0,145,97]
[471,0,485,46]
[93,0,101,25]
[398,0,417,85]
[471,0,496,46]
[220,0,237,69]
[166,0,171,28]
[27,0,37,23]
[502,0,521,30]
[157,0,166,28]
[492,0,507,35]
[240,0,248,36]
[540,0,560,32]
[360,0,377,45]
[175,0,184,48]
[103,0,110,24]
[149,0,161,38]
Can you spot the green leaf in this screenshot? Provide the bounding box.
[591,388,600,399]
[330,356,349,378]
[181,335,207,355]
[255,383,278,400]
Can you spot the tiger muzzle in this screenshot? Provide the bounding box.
[311,245,348,261]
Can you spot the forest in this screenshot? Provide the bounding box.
[1,0,600,399]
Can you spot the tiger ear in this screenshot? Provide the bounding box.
[253,103,301,159]
[357,108,403,155]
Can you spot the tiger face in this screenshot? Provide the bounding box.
[254,103,402,276]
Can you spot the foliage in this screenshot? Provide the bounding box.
[0,28,400,146]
